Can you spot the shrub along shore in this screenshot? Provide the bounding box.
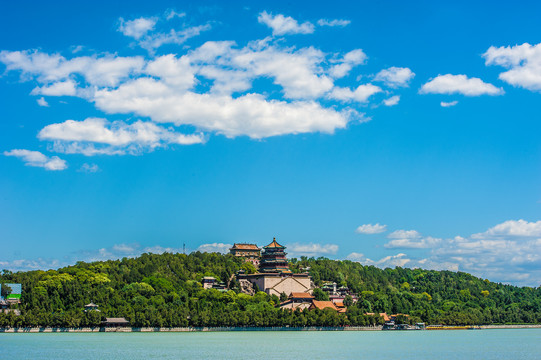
[1,324,540,333]
[1,252,540,328]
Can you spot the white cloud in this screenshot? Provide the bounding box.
[347,252,412,268]
[144,54,196,90]
[78,163,100,173]
[328,84,382,103]
[472,219,541,238]
[355,223,387,234]
[329,49,367,78]
[37,97,49,107]
[197,243,232,254]
[38,117,205,155]
[317,19,351,27]
[118,17,157,40]
[164,10,186,21]
[117,11,210,53]
[441,100,458,107]
[112,243,138,254]
[483,42,541,91]
[258,11,314,36]
[345,252,366,261]
[420,74,504,96]
[143,245,180,254]
[383,95,400,106]
[0,242,186,273]
[93,79,352,139]
[4,149,67,170]
[384,236,442,249]
[232,45,334,99]
[388,229,421,239]
[31,80,77,96]
[77,243,183,262]
[138,24,212,53]
[385,229,441,249]
[0,50,145,87]
[0,258,62,272]
[374,67,415,88]
[364,219,541,286]
[287,243,339,257]
[0,18,412,151]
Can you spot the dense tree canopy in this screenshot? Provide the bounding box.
[0,252,540,327]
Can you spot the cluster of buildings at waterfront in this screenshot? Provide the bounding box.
[203,238,358,313]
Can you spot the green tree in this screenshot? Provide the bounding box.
[1,284,12,298]
[313,288,329,301]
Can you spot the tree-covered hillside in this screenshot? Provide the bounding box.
[0,252,540,327]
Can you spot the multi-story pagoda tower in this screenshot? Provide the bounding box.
[259,237,289,273]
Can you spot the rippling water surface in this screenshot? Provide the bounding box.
[1,329,539,359]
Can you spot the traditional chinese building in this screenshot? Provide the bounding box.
[279,292,315,311]
[259,238,289,273]
[202,277,217,289]
[84,302,100,312]
[237,238,313,296]
[229,243,261,267]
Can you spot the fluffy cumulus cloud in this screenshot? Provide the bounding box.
[0,10,413,163]
[38,117,204,155]
[197,243,232,254]
[0,50,145,87]
[472,219,541,238]
[385,236,442,249]
[362,219,541,286]
[4,149,67,170]
[355,223,387,234]
[31,80,78,96]
[329,49,367,79]
[258,11,314,36]
[387,229,421,239]
[420,74,503,96]
[328,84,382,103]
[37,97,49,107]
[346,252,414,268]
[94,83,351,139]
[119,17,157,40]
[483,42,541,91]
[287,243,339,257]
[383,95,400,106]
[384,229,442,249]
[374,67,415,88]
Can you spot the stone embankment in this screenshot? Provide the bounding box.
[0,326,381,333]
[481,324,541,329]
[1,324,539,333]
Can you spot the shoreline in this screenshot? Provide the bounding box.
[1,324,540,333]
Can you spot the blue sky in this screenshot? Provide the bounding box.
[0,0,540,286]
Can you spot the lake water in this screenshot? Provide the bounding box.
[1,329,539,359]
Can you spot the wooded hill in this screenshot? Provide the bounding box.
[1,252,540,327]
